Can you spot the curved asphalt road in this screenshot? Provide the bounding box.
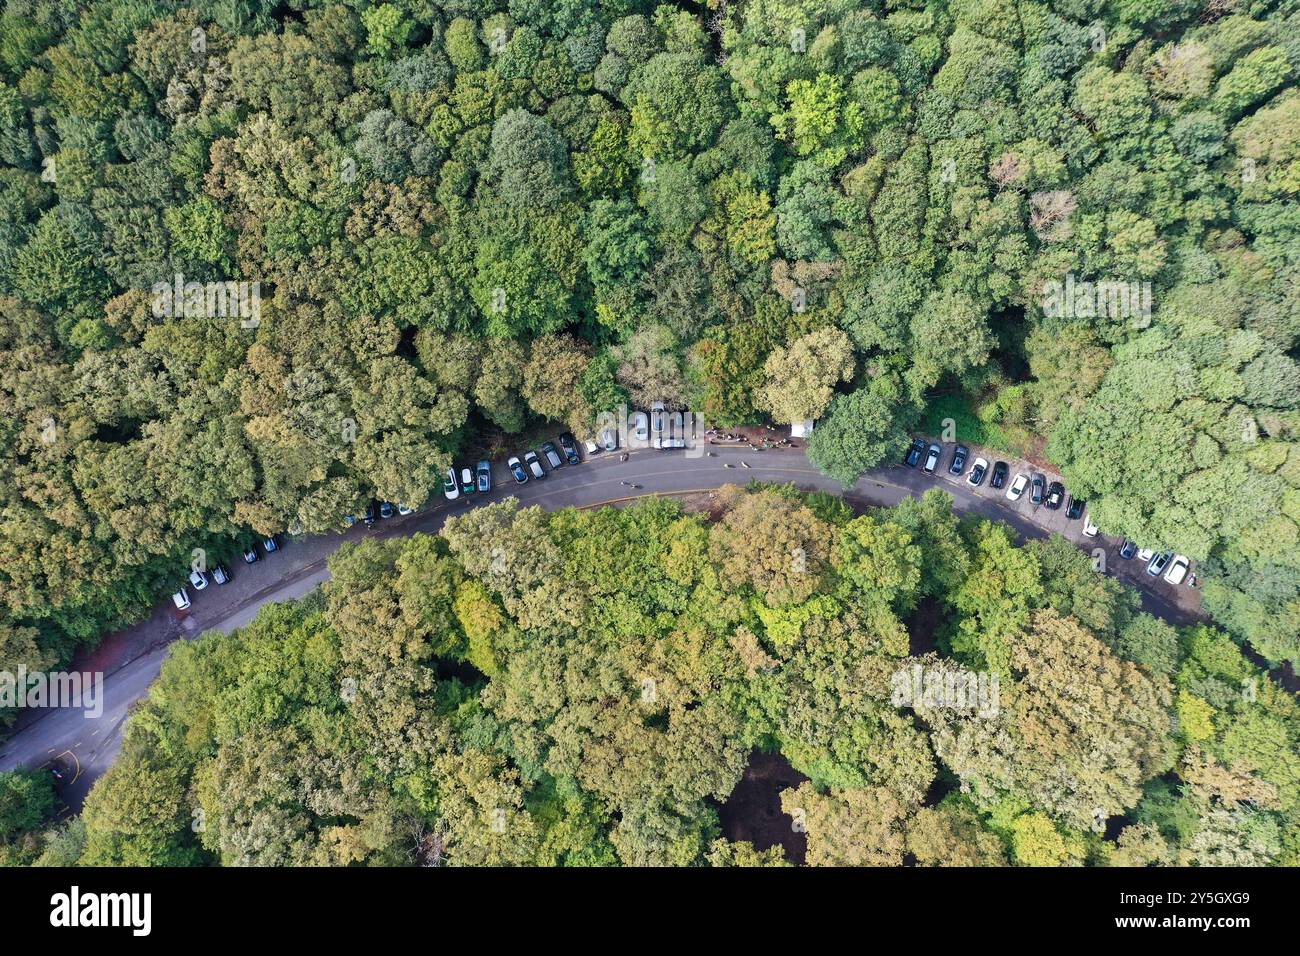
[0,441,1203,811]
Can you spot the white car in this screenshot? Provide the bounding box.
[172,589,191,611]
[650,401,666,449]
[1136,547,1154,563]
[1082,513,1099,537]
[1006,473,1029,501]
[507,455,528,484]
[443,467,459,500]
[584,438,600,456]
[189,569,209,590]
[525,450,545,479]
[629,411,649,446]
[211,564,230,585]
[397,504,413,516]
[1164,555,1190,586]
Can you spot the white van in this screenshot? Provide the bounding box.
[1164,555,1190,586]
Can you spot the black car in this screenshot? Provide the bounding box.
[949,445,968,475]
[558,432,582,465]
[990,461,1008,489]
[904,438,926,468]
[1119,539,1138,560]
[242,545,259,564]
[363,503,376,525]
[1030,473,1045,504]
[1045,481,1065,510]
[1066,496,1085,520]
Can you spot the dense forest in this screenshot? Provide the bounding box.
[0,0,1297,865]
[0,0,1297,705]
[4,487,1297,866]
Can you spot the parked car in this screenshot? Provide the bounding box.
[1082,513,1099,537]
[476,460,492,492]
[601,427,619,452]
[990,461,1008,489]
[1118,539,1138,560]
[967,457,988,486]
[525,450,545,479]
[507,455,528,484]
[263,535,279,553]
[1147,552,1172,577]
[1030,473,1045,504]
[541,441,563,469]
[362,504,376,525]
[212,563,230,585]
[630,411,649,445]
[1006,473,1029,501]
[584,438,600,456]
[1045,481,1064,510]
[922,443,942,474]
[379,501,394,519]
[397,503,413,516]
[343,514,358,528]
[650,401,666,449]
[664,410,687,448]
[1164,554,1190,585]
[242,545,259,564]
[1066,496,1085,520]
[172,589,191,611]
[443,467,460,500]
[459,467,475,494]
[1137,548,1154,563]
[904,438,926,468]
[949,444,968,475]
[558,433,581,465]
[189,568,209,590]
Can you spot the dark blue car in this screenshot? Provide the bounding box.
[949,445,968,475]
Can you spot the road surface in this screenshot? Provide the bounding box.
[0,439,1204,810]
